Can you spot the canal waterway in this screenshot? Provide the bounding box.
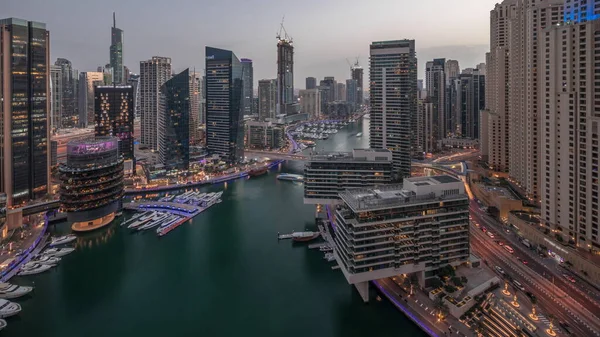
[8,119,426,337]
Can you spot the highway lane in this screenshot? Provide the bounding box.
[470,227,591,337]
[470,202,600,314]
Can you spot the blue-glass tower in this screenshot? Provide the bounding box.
[205,47,244,164]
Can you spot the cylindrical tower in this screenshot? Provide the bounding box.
[59,137,124,232]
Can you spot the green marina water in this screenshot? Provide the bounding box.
[8,120,426,337]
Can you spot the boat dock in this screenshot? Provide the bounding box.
[2,233,50,282]
[308,242,330,249]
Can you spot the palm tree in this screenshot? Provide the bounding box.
[434,297,449,321]
[530,296,538,319]
[547,314,556,335]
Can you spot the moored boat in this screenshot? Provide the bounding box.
[249,166,268,177]
[0,299,21,318]
[43,247,75,258]
[50,234,77,247]
[0,283,33,299]
[291,231,320,242]
[32,255,60,266]
[276,173,304,182]
[17,263,52,276]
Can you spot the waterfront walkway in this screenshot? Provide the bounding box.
[124,160,284,195]
[374,278,473,337]
[2,233,50,282]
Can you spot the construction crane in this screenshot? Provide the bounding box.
[346,57,361,71]
[276,16,292,42]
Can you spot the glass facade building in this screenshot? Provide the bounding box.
[94,85,135,165]
[240,58,254,116]
[205,47,244,164]
[159,69,190,169]
[109,13,124,84]
[0,18,51,206]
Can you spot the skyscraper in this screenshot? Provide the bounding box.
[484,1,516,172]
[426,58,447,146]
[369,40,417,180]
[258,79,277,121]
[508,0,563,201]
[445,59,460,85]
[109,13,124,84]
[189,71,201,145]
[78,71,104,127]
[159,69,190,169]
[336,82,346,102]
[0,18,51,206]
[276,28,294,114]
[55,58,78,127]
[541,0,600,248]
[345,79,357,107]
[94,85,135,168]
[351,65,364,105]
[140,56,171,151]
[320,77,336,103]
[205,47,244,164]
[299,89,321,119]
[457,70,485,139]
[306,77,317,90]
[240,58,254,116]
[50,65,62,131]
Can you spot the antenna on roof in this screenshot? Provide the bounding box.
[113,12,116,28]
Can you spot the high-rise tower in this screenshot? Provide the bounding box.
[369,40,417,181]
[109,13,124,85]
[276,20,294,115]
[159,69,190,169]
[351,62,364,105]
[140,57,171,151]
[241,58,254,116]
[0,18,51,206]
[205,47,244,164]
[426,58,447,146]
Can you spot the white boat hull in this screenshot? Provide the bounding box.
[18,264,52,276]
[0,302,21,318]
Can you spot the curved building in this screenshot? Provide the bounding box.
[59,137,124,232]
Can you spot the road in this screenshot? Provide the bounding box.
[470,201,600,336]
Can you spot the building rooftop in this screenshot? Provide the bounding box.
[340,175,467,212]
[309,148,392,162]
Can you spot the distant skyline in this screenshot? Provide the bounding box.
[6,0,496,88]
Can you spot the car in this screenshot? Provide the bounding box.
[474,222,480,227]
[482,227,487,233]
[525,291,536,301]
[559,321,573,335]
[521,259,528,265]
[513,280,525,291]
[495,266,505,275]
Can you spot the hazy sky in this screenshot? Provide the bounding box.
[6,0,498,88]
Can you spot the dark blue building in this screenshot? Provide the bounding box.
[159,68,190,169]
[205,47,244,164]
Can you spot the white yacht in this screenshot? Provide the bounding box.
[127,211,156,229]
[50,234,76,247]
[0,319,6,331]
[17,262,52,276]
[356,132,363,137]
[43,247,75,258]
[0,283,33,299]
[137,213,173,231]
[0,299,21,318]
[32,255,60,266]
